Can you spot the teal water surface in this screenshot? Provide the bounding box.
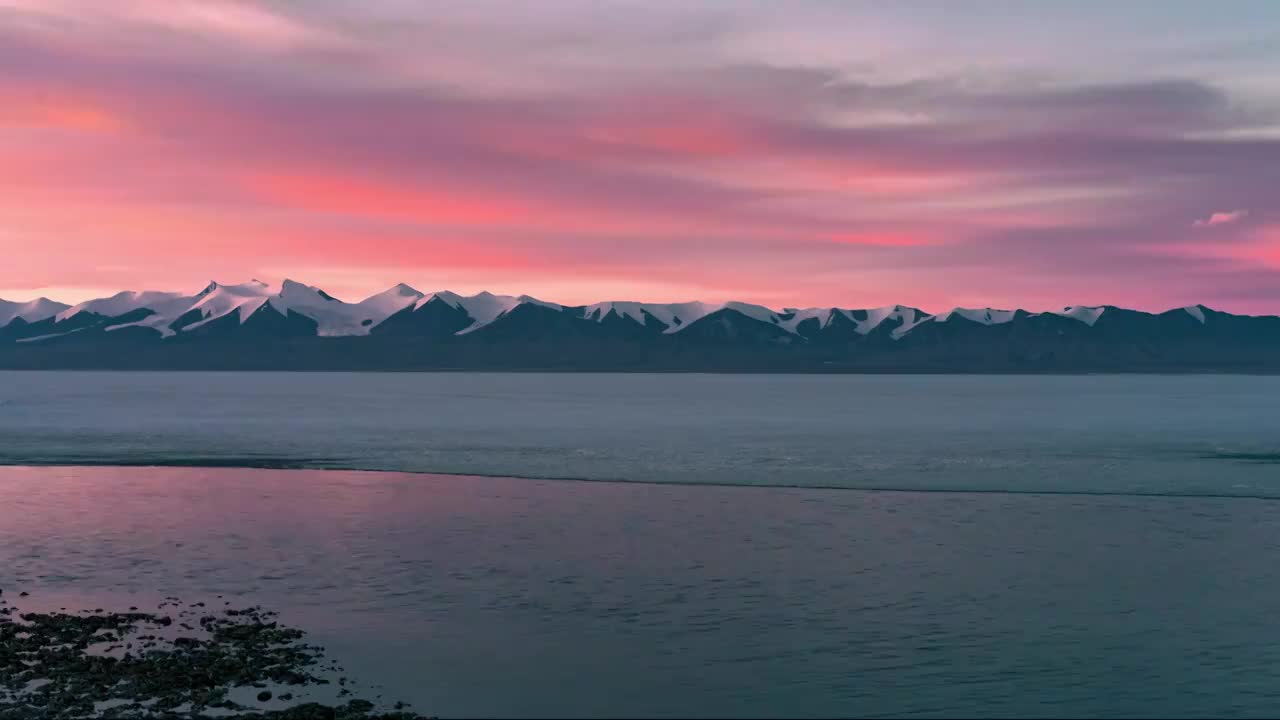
[2,466,1280,718]
[1,371,1278,497]
[3,372,1280,717]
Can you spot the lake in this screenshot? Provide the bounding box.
[2,372,1280,717]
[2,371,1279,496]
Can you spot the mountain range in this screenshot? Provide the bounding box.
[2,280,1278,371]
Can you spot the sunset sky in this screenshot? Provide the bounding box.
[2,1,1279,312]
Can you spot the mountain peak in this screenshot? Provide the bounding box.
[279,279,343,304]
[0,296,71,326]
[1056,306,1106,326]
[934,307,1017,325]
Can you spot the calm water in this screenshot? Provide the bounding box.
[1,371,1279,496]
[2,372,1280,717]
[4,466,1280,718]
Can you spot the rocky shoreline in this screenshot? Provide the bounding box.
[0,589,430,719]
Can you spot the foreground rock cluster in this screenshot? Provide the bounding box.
[0,589,429,719]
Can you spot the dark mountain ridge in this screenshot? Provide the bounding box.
[2,282,1277,371]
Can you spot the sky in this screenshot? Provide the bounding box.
[2,1,1279,313]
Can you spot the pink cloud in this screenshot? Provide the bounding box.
[1,6,1280,314]
[1194,209,1249,227]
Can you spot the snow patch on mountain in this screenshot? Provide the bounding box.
[420,291,562,334]
[584,301,783,333]
[16,327,89,343]
[588,298,732,333]
[1054,306,1106,326]
[720,302,784,328]
[91,280,413,337]
[355,283,423,323]
[0,297,68,326]
[275,279,365,336]
[860,306,931,336]
[933,308,1018,325]
[777,307,843,333]
[176,281,274,333]
[583,301,710,331]
[1184,305,1206,324]
[636,303,933,337]
[103,280,284,336]
[891,309,932,337]
[56,291,188,323]
[774,305,936,337]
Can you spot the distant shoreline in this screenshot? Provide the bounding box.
[4,365,1280,374]
[5,463,1280,503]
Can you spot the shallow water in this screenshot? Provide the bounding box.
[4,372,1280,716]
[1,371,1279,496]
[4,465,1280,718]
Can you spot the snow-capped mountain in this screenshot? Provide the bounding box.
[0,297,68,326]
[55,290,190,324]
[417,290,562,334]
[354,283,425,321]
[2,280,1278,371]
[932,307,1020,325]
[22,279,438,340]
